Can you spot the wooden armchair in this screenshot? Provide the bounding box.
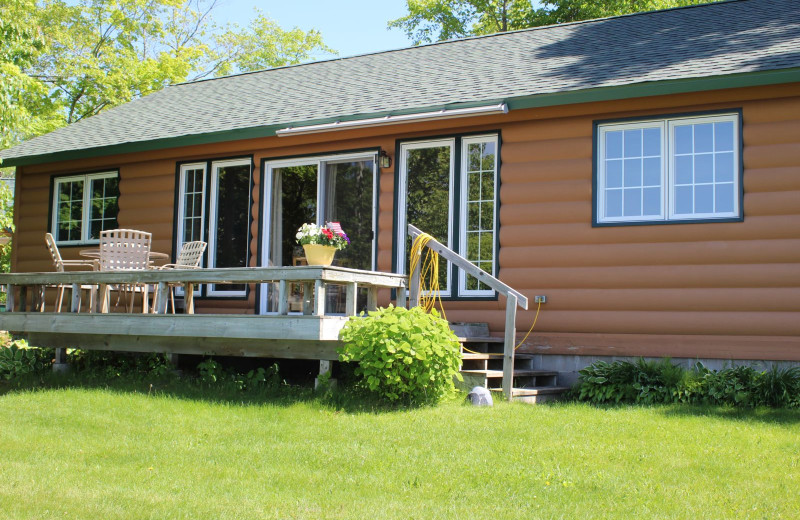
[44,232,96,312]
[98,229,152,313]
[154,240,207,314]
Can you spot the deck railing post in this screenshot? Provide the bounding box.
[313,279,326,316]
[302,282,313,315]
[367,286,378,312]
[6,284,14,312]
[503,294,518,401]
[409,257,421,308]
[19,286,27,312]
[345,282,357,316]
[278,280,289,315]
[184,283,194,314]
[71,283,81,313]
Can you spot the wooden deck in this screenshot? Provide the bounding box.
[0,266,407,360]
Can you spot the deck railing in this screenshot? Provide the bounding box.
[404,224,529,399]
[0,265,406,316]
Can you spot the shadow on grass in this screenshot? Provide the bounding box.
[0,370,463,415]
[658,404,800,425]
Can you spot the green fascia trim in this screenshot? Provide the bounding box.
[4,67,799,168]
[505,67,800,111]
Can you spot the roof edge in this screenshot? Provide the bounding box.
[4,66,799,168]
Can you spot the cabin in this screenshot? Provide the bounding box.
[1,0,799,391]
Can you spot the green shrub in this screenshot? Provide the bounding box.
[197,358,281,391]
[576,360,638,404]
[338,305,462,404]
[69,350,173,380]
[0,340,50,380]
[575,358,800,408]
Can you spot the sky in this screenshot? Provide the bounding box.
[216,0,416,59]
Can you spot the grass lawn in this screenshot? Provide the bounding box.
[0,379,798,519]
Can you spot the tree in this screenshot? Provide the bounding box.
[389,0,721,45]
[0,0,334,150]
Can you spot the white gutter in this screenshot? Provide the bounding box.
[275,103,508,136]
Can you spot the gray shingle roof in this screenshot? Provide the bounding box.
[3,0,799,166]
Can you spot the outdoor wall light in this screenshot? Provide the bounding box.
[379,150,392,169]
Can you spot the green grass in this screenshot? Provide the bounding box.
[1,378,798,519]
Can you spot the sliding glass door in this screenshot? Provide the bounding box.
[261,152,377,314]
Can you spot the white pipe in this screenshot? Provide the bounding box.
[275,103,508,136]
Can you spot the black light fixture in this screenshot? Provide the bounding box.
[379,150,392,169]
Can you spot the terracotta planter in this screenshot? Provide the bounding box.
[303,244,337,266]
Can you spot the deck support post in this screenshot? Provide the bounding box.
[53,347,70,373]
[503,294,518,401]
[315,360,336,390]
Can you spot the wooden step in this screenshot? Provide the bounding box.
[489,386,571,404]
[461,352,536,360]
[460,369,557,378]
[456,336,505,343]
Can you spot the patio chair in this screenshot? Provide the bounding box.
[98,229,152,313]
[152,241,207,314]
[44,233,96,312]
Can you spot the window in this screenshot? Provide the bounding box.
[51,171,119,244]
[596,112,741,225]
[396,134,499,298]
[176,163,206,255]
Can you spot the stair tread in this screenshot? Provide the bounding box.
[489,386,571,396]
[457,336,505,343]
[460,369,557,377]
[461,353,536,360]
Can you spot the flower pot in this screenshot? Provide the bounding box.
[303,244,337,266]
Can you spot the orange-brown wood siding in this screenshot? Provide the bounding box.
[11,83,800,359]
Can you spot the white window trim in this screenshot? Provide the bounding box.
[51,171,118,245]
[207,158,251,298]
[396,138,456,298]
[458,134,499,297]
[176,162,207,254]
[259,151,378,314]
[596,113,740,224]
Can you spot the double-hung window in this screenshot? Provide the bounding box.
[396,134,499,298]
[51,171,119,244]
[596,112,741,225]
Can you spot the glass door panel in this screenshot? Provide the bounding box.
[323,158,375,313]
[209,161,251,295]
[400,142,453,294]
[265,164,318,313]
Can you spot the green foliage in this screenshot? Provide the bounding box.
[0,339,51,380]
[338,305,463,404]
[575,358,800,408]
[0,181,13,277]
[69,350,174,380]
[197,358,282,391]
[389,0,721,45]
[0,0,334,152]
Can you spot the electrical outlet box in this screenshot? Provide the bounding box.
[534,295,547,304]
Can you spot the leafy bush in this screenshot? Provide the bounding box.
[68,350,174,380]
[338,305,462,404]
[0,340,50,380]
[197,358,282,391]
[575,358,800,408]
